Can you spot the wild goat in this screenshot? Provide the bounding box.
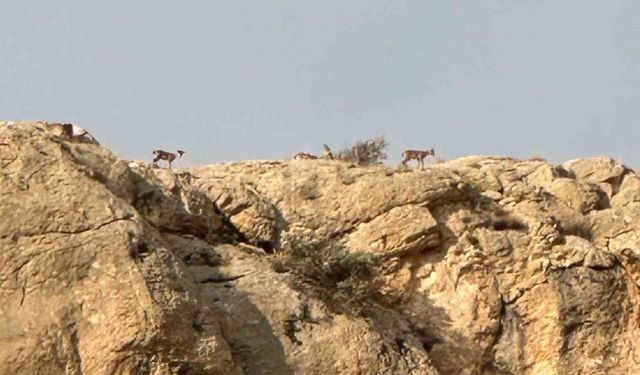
[293,144,334,161]
[152,149,185,169]
[293,152,318,160]
[401,148,435,170]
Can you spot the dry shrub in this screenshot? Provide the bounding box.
[336,136,388,166]
[271,238,390,315]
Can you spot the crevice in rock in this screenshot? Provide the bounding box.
[16,216,134,238]
[199,274,245,283]
[480,294,507,373]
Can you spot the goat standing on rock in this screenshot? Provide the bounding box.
[401,148,435,170]
[152,149,185,169]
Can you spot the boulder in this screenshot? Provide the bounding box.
[563,157,629,195]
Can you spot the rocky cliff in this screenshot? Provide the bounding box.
[1,122,639,374]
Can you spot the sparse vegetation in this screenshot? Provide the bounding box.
[335,136,389,166]
[271,238,392,315]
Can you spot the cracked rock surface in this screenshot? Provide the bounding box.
[2,121,640,374]
[0,122,438,374]
[191,156,640,374]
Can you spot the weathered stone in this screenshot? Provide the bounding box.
[3,122,640,375]
[344,205,440,257]
[0,123,236,375]
[563,157,629,193]
[191,154,640,375]
[0,122,439,375]
[611,173,640,208]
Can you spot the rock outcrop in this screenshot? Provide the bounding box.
[191,156,640,375]
[0,122,437,374]
[1,121,639,374]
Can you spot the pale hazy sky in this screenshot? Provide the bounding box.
[1,1,638,166]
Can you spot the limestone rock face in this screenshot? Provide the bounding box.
[191,156,640,375]
[0,122,438,375]
[2,122,640,375]
[0,122,237,375]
